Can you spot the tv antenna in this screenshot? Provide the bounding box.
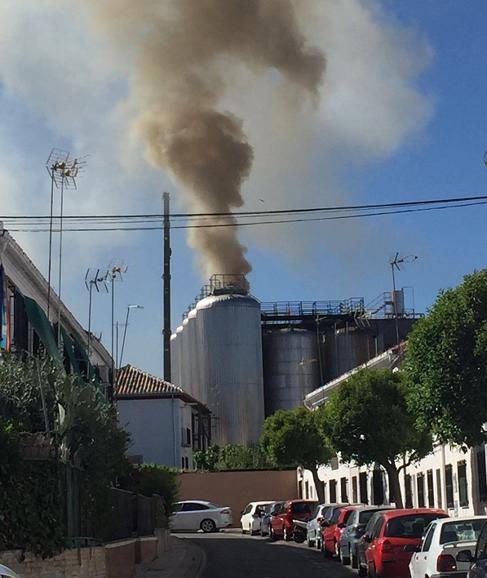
[389,253,418,346]
[107,259,128,400]
[85,268,109,379]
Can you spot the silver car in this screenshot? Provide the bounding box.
[306,504,337,549]
[0,565,19,578]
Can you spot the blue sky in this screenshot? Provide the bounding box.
[0,1,486,377]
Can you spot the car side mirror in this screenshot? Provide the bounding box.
[403,544,420,553]
[457,550,474,563]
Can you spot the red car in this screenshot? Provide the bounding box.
[270,500,317,542]
[362,508,447,578]
[322,505,359,558]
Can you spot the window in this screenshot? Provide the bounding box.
[181,457,185,468]
[440,519,485,544]
[291,502,316,515]
[341,477,348,502]
[445,465,454,508]
[458,461,469,507]
[305,480,309,499]
[370,515,385,539]
[359,509,379,525]
[436,469,443,509]
[385,514,442,538]
[417,473,425,508]
[422,523,436,552]
[186,428,191,446]
[329,479,337,503]
[372,470,384,505]
[405,474,413,508]
[181,502,209,511]
[427,470,435,508]
[352,476,358,503]
[359,472,368,504]
[477,448,487,502]
[243,504,252,514]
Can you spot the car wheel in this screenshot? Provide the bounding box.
[316,538,321,550]
[334,540,340,559]
[269,527,277,542]
[340,546,350,566]
[200,519,216,533]
[358,562,367,577]
[307,538,315,548]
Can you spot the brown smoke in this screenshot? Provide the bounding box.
[85,0,325,280]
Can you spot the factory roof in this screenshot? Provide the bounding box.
[115,364,205,407]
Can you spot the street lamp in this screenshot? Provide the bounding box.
[119,304,144,368]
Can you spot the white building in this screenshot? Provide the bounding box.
[0,226,111,381]
[115,364,211,469]
[300,345,487,517]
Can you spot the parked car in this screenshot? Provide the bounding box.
[359,508,447,578]
[339,506,395,567]
[0,565,19,578]
[260,502,280,537]
[322,504,358,558]
[270,500,318,541]
[240,501,273,535]
[456,519,487,577]
[306,504,335,549]
[409,516,487,578]
[170,500,232,533]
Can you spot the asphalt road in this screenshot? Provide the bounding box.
[187,531,356,578]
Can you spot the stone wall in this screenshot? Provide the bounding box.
[0,535,161,578]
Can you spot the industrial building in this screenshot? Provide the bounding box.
[171,275,419,445]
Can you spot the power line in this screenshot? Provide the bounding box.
[1,193,487,223]
[5,199,487,233]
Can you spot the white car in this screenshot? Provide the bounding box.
[170,500,232,533]
[306,504,332,548]
[240,501,274,535]
[409,515,487,578]
[0,565,19,578]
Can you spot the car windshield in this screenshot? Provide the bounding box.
[439,520,486,544]
[329,508,342,524]
[291,502,315,514]
[359,510,379,525]
[385,514,442,538]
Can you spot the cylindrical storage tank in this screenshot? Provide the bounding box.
[175,325,184,389]
[195,293,264,445]
[263,328,321,416]
[187,308,198,400]
[170,332,180,387]
[180,318,190,394]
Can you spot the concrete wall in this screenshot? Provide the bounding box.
[117,398,182,467]
[0,537,159,578]
[178,470,299,522]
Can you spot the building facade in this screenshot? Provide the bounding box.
[301,345,487,517]
[115,364,211,469]
[0,226,111,381]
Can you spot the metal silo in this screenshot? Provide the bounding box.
[194,293,264,445]
[263,328,321,416]
[186,308,198,400]
[180,318,190,393]
[170,332,180,387]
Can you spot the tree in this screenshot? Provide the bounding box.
[260,407,332,502]
[405,269,487,447]
[321,369,431,508]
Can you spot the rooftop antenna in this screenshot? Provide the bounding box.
[107,259,128,400]
[45,149,87,348]
[389,253,418,346]
[85,267,109,380]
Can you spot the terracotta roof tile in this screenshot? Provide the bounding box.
[115,364,185,397]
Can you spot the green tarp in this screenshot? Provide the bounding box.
[23,295,61,362]
[60,326,81,374]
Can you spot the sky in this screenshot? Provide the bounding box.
[0,0,486,377]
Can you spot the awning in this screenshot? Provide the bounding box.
[23,295,61,362]
[60,326,80,374]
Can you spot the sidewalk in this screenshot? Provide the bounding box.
[139,536,206,578]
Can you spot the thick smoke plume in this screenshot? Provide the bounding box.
[85,0,325,281]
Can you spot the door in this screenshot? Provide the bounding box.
[241,504,252,529]
[178,502,210,530]
[471,524,487,577]
[411,523,436,578]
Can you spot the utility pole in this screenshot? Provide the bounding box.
[163,192,172,382]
